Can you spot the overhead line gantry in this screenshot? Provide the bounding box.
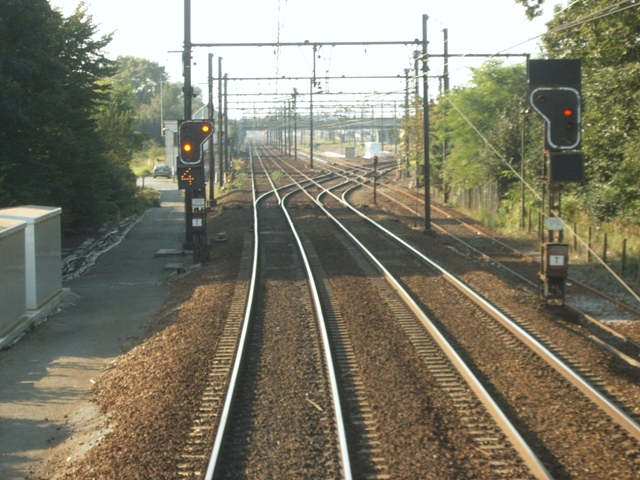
[184,1,531,233]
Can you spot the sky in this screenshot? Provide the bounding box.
[48,0,558,118]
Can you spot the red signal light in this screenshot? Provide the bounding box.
[530,86,581,150]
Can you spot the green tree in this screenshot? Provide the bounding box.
[542,0,640,222]
[431,61,540,199]
[0,0,66,205]
[402,97,425,186]
[112,56,204,145]
[513,0,545,20]
[93,81,146,218]
[0,1,147,232]
[112,56,165,144]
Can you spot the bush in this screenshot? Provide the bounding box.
[121,187,161,217]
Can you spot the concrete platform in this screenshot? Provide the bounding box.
[0,180,188,479]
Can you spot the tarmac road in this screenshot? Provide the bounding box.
[0,178,187,479]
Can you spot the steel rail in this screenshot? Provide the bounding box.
[205,150,323,478]
[255,147,353,479]
[318,160,640,355]
[339,174,538,287]
[269,153,552,479]
[381,178,640,319]
[304,156,640,430]
[205,145,353,479]
[315,159,640,367]
[333,182,640,444]
[203,150,261,480]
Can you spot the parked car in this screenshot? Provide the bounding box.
[152,164,172,178]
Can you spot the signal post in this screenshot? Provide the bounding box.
[177,120,214,263]
[528,59,584,306]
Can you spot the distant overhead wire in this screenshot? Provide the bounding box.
[432,0,640,98]
[274,0,288,94]
[444,96,540,200]
[322,45,334,91]
[491,0,640,56]
[444,90,640,306]
[544,0,639,36]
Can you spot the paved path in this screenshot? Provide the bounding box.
[0,179,186,479]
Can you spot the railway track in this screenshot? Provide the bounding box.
[176,149,352,479]
[308,151,640,363]
[260,148,543,478]
[263,145,640,478]
[175,144,640,479]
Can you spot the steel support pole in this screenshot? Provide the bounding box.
[422,14,431,232]
[208,53,216,205]
[218,57,223,188]
[224,73,229,172]
[183,0,194,247]
[293,89,298,161]
[443,28,449,204]
[310,45,317,169]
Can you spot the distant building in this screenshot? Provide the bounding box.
[163,120,178,174]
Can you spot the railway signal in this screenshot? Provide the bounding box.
[530,87,581,151]
[528,58,583,306]
[177,166,205,190]
[179,120,214,164]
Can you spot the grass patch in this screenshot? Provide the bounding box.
[120,187,161,217]
[131,144,166,178]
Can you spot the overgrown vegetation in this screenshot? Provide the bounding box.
[131,145,167,178]
[224,159,249,191]
[399,0,640,277]
[0,1,203,234]
[271,170,284,182]
[2,0,638,274]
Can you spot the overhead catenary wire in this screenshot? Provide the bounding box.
[443,94,640,307]
[547,0,640,36]
[488,0,640,57]
[215,6,640,307]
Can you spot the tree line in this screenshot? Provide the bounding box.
[2,0,637,233]
[0,1,201,233]
[405,0,640,228]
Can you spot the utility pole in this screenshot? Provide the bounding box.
[413,50,420,97]
[422,14,431,232]
[442,28,450,204]
[208,53,216,205]
[183,0,194,247]
[293,89,298,161]
[287,100,291,156]
[393,100,397,154]
[183,1,192,121]
[404,68,410,171]
[181,0,209,261]
[218,57,223,188]
[520,107,529,229]
[310,44,317,169]
[224,73,229,172]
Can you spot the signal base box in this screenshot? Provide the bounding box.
[0,206,62,310]
[542,242,569,278]
[539,242,569,304]
[549,152,584,183]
